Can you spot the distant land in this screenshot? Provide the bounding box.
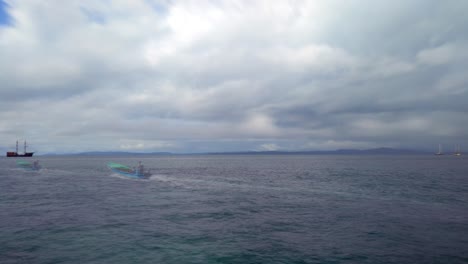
[41,151,172,156]
[39,148,431,156]
[204,148,431,155]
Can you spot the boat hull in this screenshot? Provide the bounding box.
[110,168,145,179]
[6,152,34,157]
[107,162,150,179]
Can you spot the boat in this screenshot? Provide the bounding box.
[16,160,41,171]
[6,141,34,157]
[435,144,444,155]
[107,161,151,179]
[454,145,462,156]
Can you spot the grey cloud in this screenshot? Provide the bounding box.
[1,0,467,153]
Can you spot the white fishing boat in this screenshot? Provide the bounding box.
[107,161,151,179]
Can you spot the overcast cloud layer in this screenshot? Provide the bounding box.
[1,0,467,154]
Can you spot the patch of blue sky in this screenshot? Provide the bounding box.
[0,0,12,26]
[145,0,168,16]
[80,7,106,25]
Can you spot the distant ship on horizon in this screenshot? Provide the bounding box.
[435,144,444,155]
[6,140,34,157]
[454,145,462,156]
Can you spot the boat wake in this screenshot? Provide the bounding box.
[110,173,184,186]
[147,174,191,187]
[109,173,144,180]
[41,168,75,176]
[10,168,40,173]
[148,174,173,182]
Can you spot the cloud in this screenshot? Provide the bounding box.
[417,43,467,66]
[258,143,279,151]
[1,0,468,153]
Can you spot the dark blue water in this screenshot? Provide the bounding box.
[1,155,468,263]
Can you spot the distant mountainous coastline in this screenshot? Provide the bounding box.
[39,148,430,156]
[204,147,430,155]
[42,151,172,156]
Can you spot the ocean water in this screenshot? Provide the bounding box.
[1,155,468,264]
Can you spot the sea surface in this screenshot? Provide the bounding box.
[1,155,468,264]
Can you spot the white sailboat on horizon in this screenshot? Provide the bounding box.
[435,144,444,155]
[454,145,462,156]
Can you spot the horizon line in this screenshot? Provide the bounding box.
[31,147,436,156]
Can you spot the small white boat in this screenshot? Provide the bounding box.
[454,145,462,156]
[17,160,41,171]
[435,144,443,155]
[107,161,151,179]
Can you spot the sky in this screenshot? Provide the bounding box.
[1,0,467,154]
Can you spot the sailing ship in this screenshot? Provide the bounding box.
[435,144,443,155]
[6,140,34,157]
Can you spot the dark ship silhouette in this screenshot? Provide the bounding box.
[6,140,34,157]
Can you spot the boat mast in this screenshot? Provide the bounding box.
[24,141,27,153]
[435,144,444,155]
[16,140,18,153]
[456,144,461,155]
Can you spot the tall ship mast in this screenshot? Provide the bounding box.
[6,140,34,157]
